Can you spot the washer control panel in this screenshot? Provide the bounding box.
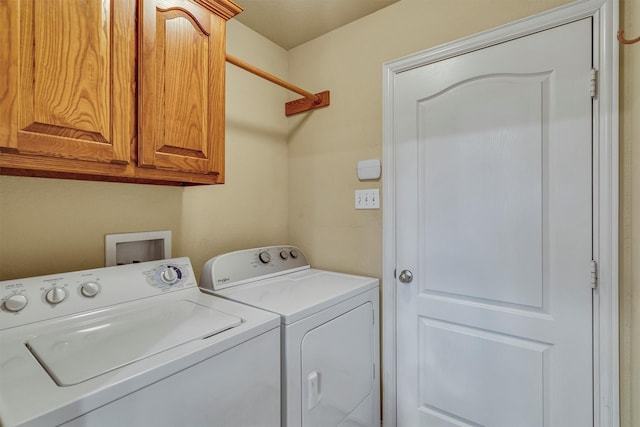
[147,263,190,289]
[200,245,310,292]
[0,257,195,330]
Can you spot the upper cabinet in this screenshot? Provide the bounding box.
[0,1,136,168]
[0,0,241,185]
[139,0,231,178]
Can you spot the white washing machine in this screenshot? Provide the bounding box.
[200,245,380,427]
[0,258,281,427]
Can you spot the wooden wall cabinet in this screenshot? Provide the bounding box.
[0,0,241,185]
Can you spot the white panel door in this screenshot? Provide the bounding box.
[394,19,593,427]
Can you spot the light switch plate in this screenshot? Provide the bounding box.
[355,189,380,209]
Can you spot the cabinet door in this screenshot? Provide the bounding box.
[139,0,234,178]
[0,0,135,165]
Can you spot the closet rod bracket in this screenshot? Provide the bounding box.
[285,90,330,116]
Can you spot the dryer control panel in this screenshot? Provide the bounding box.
[0,258,196,330]
[200,245,310,291]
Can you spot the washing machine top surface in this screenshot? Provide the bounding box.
[0,258,279,427]
[200,246,378,324]
[27,299,241,386]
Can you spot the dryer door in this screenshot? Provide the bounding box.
[301,302,375,427]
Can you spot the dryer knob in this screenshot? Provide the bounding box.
[259,251,271,264]
[4,294,28,312]
[80,282,101,297]
[289,249,299,259]
[280,250,289,260]
[45,286,67,304]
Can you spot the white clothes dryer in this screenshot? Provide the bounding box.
[0,258,281,427]
[200,246,380,427]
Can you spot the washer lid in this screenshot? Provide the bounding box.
[215,269,378,324]
[26,300,242,386]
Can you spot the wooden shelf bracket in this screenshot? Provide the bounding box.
[225,54,330,116]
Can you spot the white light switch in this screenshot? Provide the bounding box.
[355,189,380,209]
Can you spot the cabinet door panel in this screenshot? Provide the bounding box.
[1,0,135,164]
[139,0,226,177]
[160,9,208,156]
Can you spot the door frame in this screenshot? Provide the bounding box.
[381,1,619,426]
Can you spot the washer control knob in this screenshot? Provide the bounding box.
[4,294,28,312]
[289,249,299,259]
[280,250,289,260]
[259,251,271,264]
[159,266,181,285]
[45,286,67,304]
[80,282,100,298]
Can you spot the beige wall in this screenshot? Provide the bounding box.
[619,0,639,424]
[0,19,289,281]
[286,0,639,424]
[0,177,183,278]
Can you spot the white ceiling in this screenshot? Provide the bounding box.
[233,0,400,50]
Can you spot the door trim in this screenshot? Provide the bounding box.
[381,1,619,426]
